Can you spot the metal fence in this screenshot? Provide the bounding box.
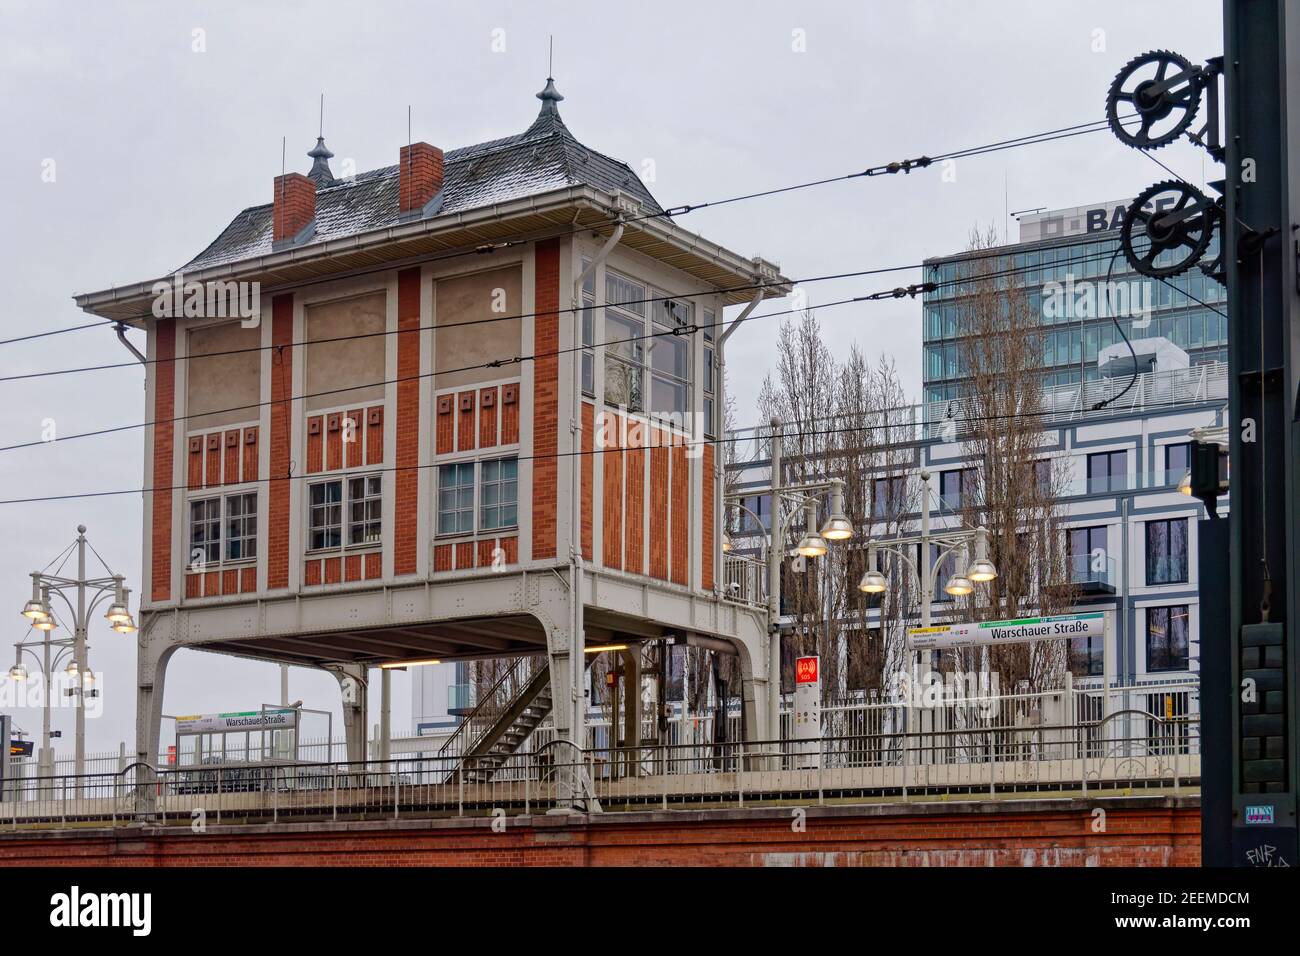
[0,713,1198,828]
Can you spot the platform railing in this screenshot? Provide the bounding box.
[0,715,1198,829]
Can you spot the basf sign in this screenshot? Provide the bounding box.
[907,612,1104,651]
[1017,197,1187,243]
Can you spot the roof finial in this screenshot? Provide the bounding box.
[536,38,563,115]
[307,93,335,185]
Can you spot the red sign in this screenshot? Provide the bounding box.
[795,656,819,684]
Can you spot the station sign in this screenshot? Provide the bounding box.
[907,612,1104,651]
[175,708,298,735]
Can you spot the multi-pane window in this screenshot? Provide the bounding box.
[1145,518,1189,584]
[580,258,595,397]
[703,310,716,438]
[189,493,257,568]
[224,492,258,561]
[480,457,519,531]
[348,475,383,545]
[189,498,221,567]
[437,463,476,536]
[309,475,382,550]
[308,480,343,550]
[601,270,692,419]
[650,297,691,417]
[604,272,646,412]
[1146,605,1190,672]
[1086,450,1127,494]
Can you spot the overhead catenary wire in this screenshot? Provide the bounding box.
[0,213,1177,386]
[0,113,1140,353]
[0,391,1226,508]
[0,241,1143,454]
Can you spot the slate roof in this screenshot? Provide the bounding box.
[180,80,663,274]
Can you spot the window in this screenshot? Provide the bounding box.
[873,476,908,519]
[649,297,691,417]
[1086,450,1127,494]
[480,457,519,531]
[1069,633,1105,677]
[1067,525,1109,585]
[604,271,646,412]
[1145,518,1188,584]
[189,498,221,567]
[224,492,258,561]
[189,493,258,568]
[437,463,476,536]
[1163,442,1190,485]
[348,474,383,545]
[703,311,716,438]
[1146,605,1190,672]
[1033,459,1052,495]
[939,468,974,512]
[602,270,693,419]
[308,481,343,550]
[580,258,595,396]
[730,495,769,535]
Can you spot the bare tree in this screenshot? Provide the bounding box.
[755,313,919,708]
[952,225,1076,692]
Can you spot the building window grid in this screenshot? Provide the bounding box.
[437,456,519,537]
[1146,604,1190,672]
[1145,517,1189,585]
[188,492,259,569]
[308,473,382,553]
[602,269,692,421]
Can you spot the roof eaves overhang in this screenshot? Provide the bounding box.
[74,186,790,327]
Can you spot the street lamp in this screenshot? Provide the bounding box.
[819,481,854,541]
[13,526,135,783]
[855,469,998,680]
[723,418,856,745]
[795,502,829,558]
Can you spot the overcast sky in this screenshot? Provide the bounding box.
[0,0,1222,753]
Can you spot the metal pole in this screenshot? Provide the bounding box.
[379,666,391,763]
[74,525,87,788]
[40,637,52,778]
[767,418,783,747]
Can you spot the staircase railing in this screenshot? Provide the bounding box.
[438,657,546,761]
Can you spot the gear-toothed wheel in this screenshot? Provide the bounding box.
[1121,181,1216,278]
[1107,50,1203,150]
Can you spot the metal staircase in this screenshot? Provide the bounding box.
[439,657,555,784]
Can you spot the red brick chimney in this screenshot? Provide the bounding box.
[273,172,316,240]
[399,142,444,212]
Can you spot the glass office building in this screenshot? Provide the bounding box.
[921,198,1226,409]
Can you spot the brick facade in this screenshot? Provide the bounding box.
[531,239,560,559]
[150,319,176,602]
[394,268,421,575]
[267,294,294,589]
[0,799,1200,867]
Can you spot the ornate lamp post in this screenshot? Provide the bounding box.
[12,525,136,782]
